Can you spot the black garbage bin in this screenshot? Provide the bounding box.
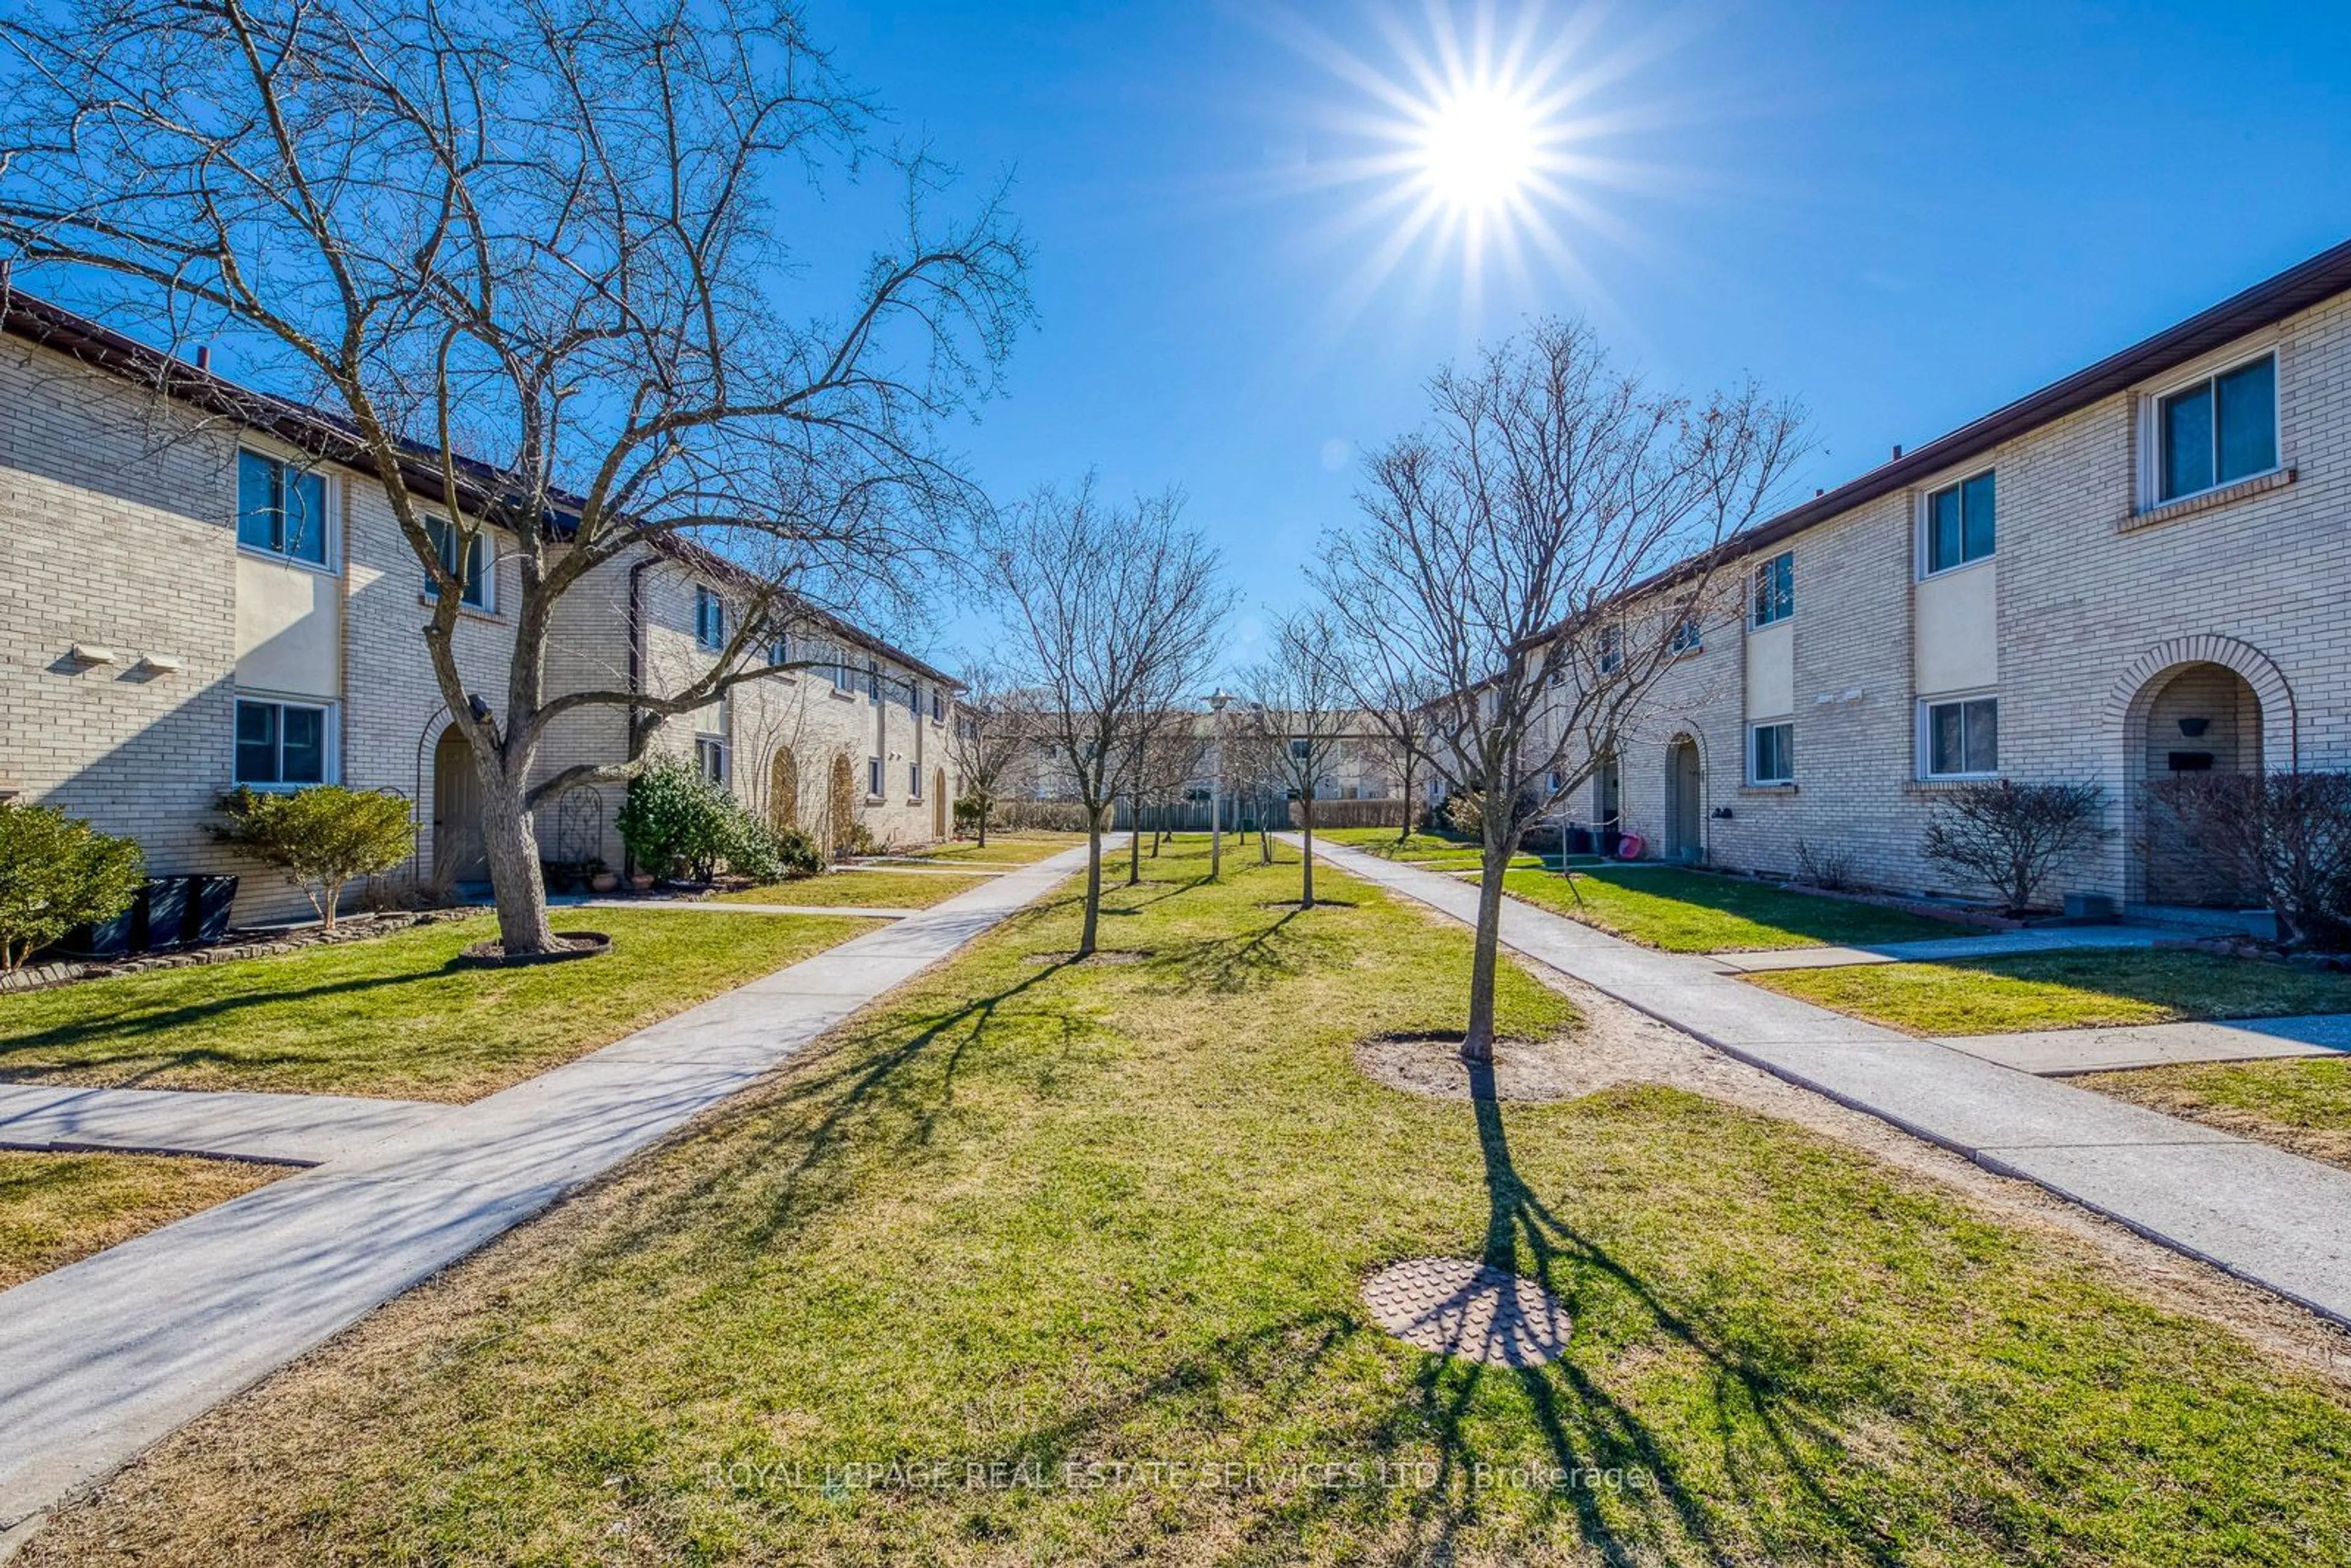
[1565,825,1594,856]
[59,902,140,961]
[1597,828,1622,858]
[140,877,193,952]
[187,874,240,946]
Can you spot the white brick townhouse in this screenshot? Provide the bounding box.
[0,291,961,926]
[1550,236,2351,917]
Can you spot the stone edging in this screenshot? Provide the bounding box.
[0,911,474,996]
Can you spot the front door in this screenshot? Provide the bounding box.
[432,727,488,883]
[1666,740,1702,863]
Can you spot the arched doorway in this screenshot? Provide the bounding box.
[827,753,858,855]
[768,748,799,833]
[431,726,488,885]
[2134,662,2263,907]
[932,768,948,838]
[1664,737,1703,863]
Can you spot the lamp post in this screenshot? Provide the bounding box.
[1205,689,1232,879]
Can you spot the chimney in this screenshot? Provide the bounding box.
[1814,487,1824,497]
[1890,443,1903,461]
[194,346,211,373]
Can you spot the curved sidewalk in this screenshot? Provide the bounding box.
[1303,837,2351,1329]
[0,844,1096,1536]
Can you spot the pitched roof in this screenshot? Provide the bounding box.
[0,284,959,688]
[1523,233,2351,649]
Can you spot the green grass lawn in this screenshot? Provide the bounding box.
[1750,949,2351,1036]
[1314,827,1547,873]
[890,832,1086,866]
[1494,866,1973,952]
[714,869,994,909]
[35,842,2351,1566]
[1,1150,277,1290]
[0,909,877,1101]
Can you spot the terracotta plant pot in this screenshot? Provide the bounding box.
[590,872,619,893]
[628,873,655,891]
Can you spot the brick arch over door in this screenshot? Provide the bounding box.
[2103,634,2297,772]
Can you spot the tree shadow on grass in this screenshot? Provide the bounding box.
[1139,908,1346,996]
[1368,1060,1910,1567]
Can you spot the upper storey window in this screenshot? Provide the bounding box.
[2159,353,2276,503]
[237,450,329,566]
[1750,551,1793,628]
[1924,470,1994,574]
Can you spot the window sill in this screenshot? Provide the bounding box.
[827,688,858,702]
[242,545,338,577]
[2121,467,2295,534]
[417,593,501,623]
[1918,553,1994,584]
[1738,784,1796,795]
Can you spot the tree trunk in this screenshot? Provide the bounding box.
[479,768,558,956]
[1300,797,1315,909]
[1079,822,1102,958]
[1461,838,1510,1064]
[976,802,988,848]
[1398,756,1415,842]
[1128,793,1142,885]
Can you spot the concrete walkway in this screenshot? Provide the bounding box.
[1302,837,2351,1329]
[0,1084,446,1166]
[1943,1013,2351,1075]
[1709,924,2159,972]
[0,843,1096,1534]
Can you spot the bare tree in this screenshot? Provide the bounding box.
[2143,773,2351,949]
[1136,719,1212,858]
[1343,662,1441,842]
[945,661,1036,847]
[1318,318,1803,1062]
[1237,610,1352,909]
[0,0,1026,953]
[986,479,1228,956]
[1922,780,2108,916]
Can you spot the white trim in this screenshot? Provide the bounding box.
[233,444,341,575]
[232,691,341,788]
[1916,468,1997,579]
[1915,690,1999,781]
[1746,719,1794,786]
[2138,347,2282,512]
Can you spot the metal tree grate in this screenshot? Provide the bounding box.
[1361,1258,1569,1367]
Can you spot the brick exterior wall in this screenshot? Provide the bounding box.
[1,332,954,937]
[1575,290,2351,910]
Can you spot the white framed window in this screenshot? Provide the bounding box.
[1668,615,1703,656]
[694,736,728,785]
[769,629,790,669]
[1922,470,1995,575]
[866,659,881,703]
[867,756,884,798]
[694,587,725,651]
[422,517,492,610]
[828,646,852,691]
[907,678,921,716]
[1919,695,1998,779]
[1749,721,1793,786]
[236,449,331,568]
[1750,552,1794,628]
[931,689,945,722]
[1596,624,1623,675]
[2154,351,2278,503]
[234,696,336,786]
[909,762,921,798]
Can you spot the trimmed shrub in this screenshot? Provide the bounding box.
[620,757,821,882]
[0,801,146,968]
[212,786,414,929]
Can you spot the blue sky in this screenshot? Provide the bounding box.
[798,0,2351,666]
